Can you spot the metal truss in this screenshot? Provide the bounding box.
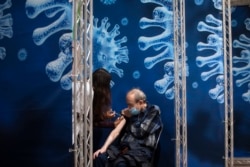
[72,0,93,167]
[224,0,250,166]
[173,0,187,167]
[222,0,234,167]
[231,0,250,6]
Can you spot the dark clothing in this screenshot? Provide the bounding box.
[120,104,161,148]
[94,120,115,128]
[93,104,113,127]
[94,103,162,167]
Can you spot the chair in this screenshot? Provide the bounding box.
[105,124,163,167]
[150,122,163,167]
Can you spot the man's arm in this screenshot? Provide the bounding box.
[93,117,126,159]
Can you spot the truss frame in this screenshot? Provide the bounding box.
[223,0,250,166]
[173,0,187,166]
[72,0,93,167]
[222,0,234,166]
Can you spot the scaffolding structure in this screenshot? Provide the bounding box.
[231,0,250,6]
[173,0,187,167]
[72,0,93,167]
[222,0,234,166]
[224,0,250,166]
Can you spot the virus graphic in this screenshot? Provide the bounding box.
[26,1,128,90]
[243,82,250,103]
[0,0,13,60]
[245,18,250,31]
[25,0,72,46]
[46,33,72,90]
[138,0,187,100]
[17,48,28,61]
[100,0,116,5]
[196,14,224,103]
[208,75,224,104]
[154,61,175,99]
[25,0,73,90]
[233,33,250,103]
[93,17,129,78]
[212,0,222,10]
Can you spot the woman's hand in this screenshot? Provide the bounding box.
[104,110,115,119]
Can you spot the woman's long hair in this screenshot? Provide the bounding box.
[92,68,112,123]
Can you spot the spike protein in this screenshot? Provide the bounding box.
[25,0,72,46]
[25,0,73,90]
[233,33,250,103]
[0,0,13,60]
[196,14,224,103]
[45,33,73,90]
[138,0,188,100]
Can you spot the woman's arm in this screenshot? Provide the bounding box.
[93,117,126,159]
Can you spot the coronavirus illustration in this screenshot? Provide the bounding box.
[245,18,250,31]
[26,0,128,90]
[154,61,175,99]
[93,17,129,78]
[212,0,222,10]
[208,74,224,104]
[25,0,74,90]
[17,48,28,61]
[233,33,250,103]
[0,0,13,60]
[242,82,250,103]
[46,33,72,90]
[100,0,116,5]
[196,14,224,103]
[25,0,72,46]
[138,0,186,100]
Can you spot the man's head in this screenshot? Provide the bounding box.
[126,88,147,115]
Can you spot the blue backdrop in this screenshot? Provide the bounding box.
[0,0,72,167]
[0,0,250,167]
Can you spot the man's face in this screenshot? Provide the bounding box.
[126,93,140,111]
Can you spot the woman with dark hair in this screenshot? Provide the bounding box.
[93,68,115,127]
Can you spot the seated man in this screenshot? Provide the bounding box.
[93,88,162,167]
